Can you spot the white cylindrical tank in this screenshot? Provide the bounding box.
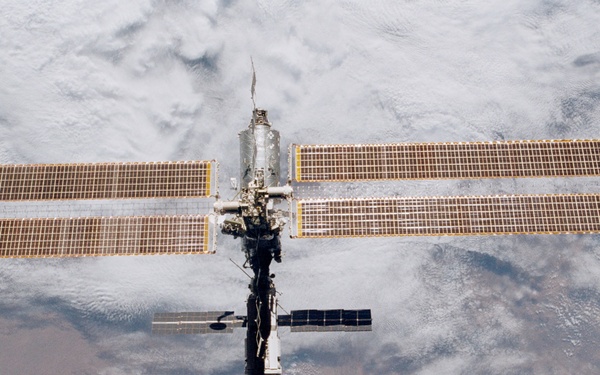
[239,109,281,188]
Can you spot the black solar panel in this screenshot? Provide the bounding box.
[279,309,372,332]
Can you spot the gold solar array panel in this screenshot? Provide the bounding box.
[0,215,211,258]
[0,160,214,201]
[294,194,600,238]
[292,140,600,182]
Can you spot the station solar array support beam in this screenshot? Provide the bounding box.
[0,160,216,201]
[293,194,600,238]
[292,140,600,182]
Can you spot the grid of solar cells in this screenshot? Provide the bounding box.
[0,161,213,201]
[295,194,600,238]
[293,140,600,182]
[278,309,372,332]
[0,215,211,258]
[152,311,244,334]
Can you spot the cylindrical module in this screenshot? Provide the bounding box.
[239,109,281,188]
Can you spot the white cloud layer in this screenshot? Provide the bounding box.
[1,0,600,374]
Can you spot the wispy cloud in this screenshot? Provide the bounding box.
[1,0,600,374]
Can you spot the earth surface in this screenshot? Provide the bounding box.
[1,1,600,374]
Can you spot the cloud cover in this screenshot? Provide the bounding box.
[1,0,600,374]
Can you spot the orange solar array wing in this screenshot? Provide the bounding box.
[0,215,212,258]
[0,161,214,201]
[294,194,600,238]
[293,140,600,182]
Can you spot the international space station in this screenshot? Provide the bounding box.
[2,72,600,374]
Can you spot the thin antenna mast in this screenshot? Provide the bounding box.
[229,258,252,279]
[249,57,258,180]
[251,57,257,112]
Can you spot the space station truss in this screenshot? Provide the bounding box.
[291,194,600,238]
[0,160,216,201]
[0,215,215,258]
[291,139,600,182]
